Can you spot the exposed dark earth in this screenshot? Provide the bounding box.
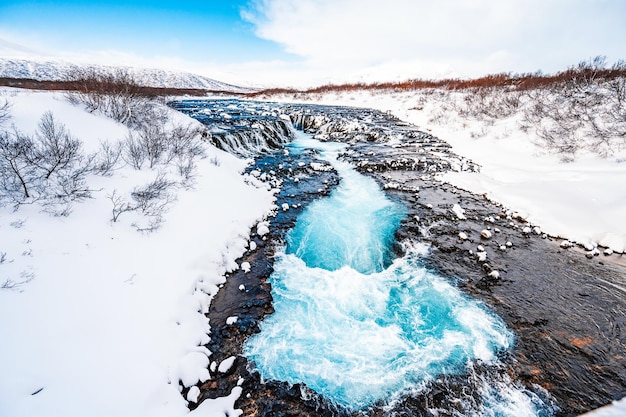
[171,99,626,417]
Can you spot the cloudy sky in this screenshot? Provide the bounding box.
[1,0,625,87]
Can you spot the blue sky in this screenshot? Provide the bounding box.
[1,0,625,87]
[0,1,287,62]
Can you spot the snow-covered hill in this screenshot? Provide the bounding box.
[0,58,253,93]
[0,87,274,417]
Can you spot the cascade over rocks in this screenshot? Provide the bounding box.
[169,100,295,157]
[172,99,626,417]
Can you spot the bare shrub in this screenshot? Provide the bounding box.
[0,99,11,127]
[106,172,175,232]
[457,87,523,120]
[27,112,83,179]
[65,67,166,129]
[93,140,122,176]
[122,130,147,169]
[521,57,626,157]
[166,123,206,183]
[123,120,205,177]
[129,172,176,232]
[122,123,167,169]
[107,190,134,222]
[0,113,92,209]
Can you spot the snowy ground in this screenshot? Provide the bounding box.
[262,90,626,257]
[0,88,275,417]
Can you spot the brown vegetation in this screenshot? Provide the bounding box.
[250,56,626,96]
[0,76,239,97]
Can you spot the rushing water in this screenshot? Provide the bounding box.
[244,135,551,415]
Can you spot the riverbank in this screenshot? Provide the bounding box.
[180,99,626,416]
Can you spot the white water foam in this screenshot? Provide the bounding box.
[244,135,552,415]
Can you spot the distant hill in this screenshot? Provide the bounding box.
[0,58,253,93]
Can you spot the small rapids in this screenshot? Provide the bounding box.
[244,135,552,415]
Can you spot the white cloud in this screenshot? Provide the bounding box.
[2,1,624,88]
[243,0,626,81]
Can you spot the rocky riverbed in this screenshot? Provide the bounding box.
[172,99,626,417]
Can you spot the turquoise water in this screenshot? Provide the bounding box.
[244,136,547,415]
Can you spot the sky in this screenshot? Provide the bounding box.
[1,0,625,87]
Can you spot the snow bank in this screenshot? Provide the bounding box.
[0,88,275,417]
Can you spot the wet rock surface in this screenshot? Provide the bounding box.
[174,99,626,417]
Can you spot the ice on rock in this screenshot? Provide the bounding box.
[226,316,238,325]
[282,203,290,211]
[489,270,501,279]
[178,351,211,388]
[459,232,468,240]
[239,284,246,291]
[599,233,625,253]
[481,230,493,239]
[218,356,237,374]
[452,204,466,220]
[187,386,200,403]
[249,241,257,251]
[583,242,596,251]
[256,222,270,237]
[311,162,332,172]
[241,261,251,273]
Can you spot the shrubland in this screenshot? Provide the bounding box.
[252,57,626,159]
[0,68,208,230]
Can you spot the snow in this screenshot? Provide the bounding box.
[0,88,275,417]
[452,203,466,219]
[217,356,237,374]
[580,398,626,417]
[0,57,252,92]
